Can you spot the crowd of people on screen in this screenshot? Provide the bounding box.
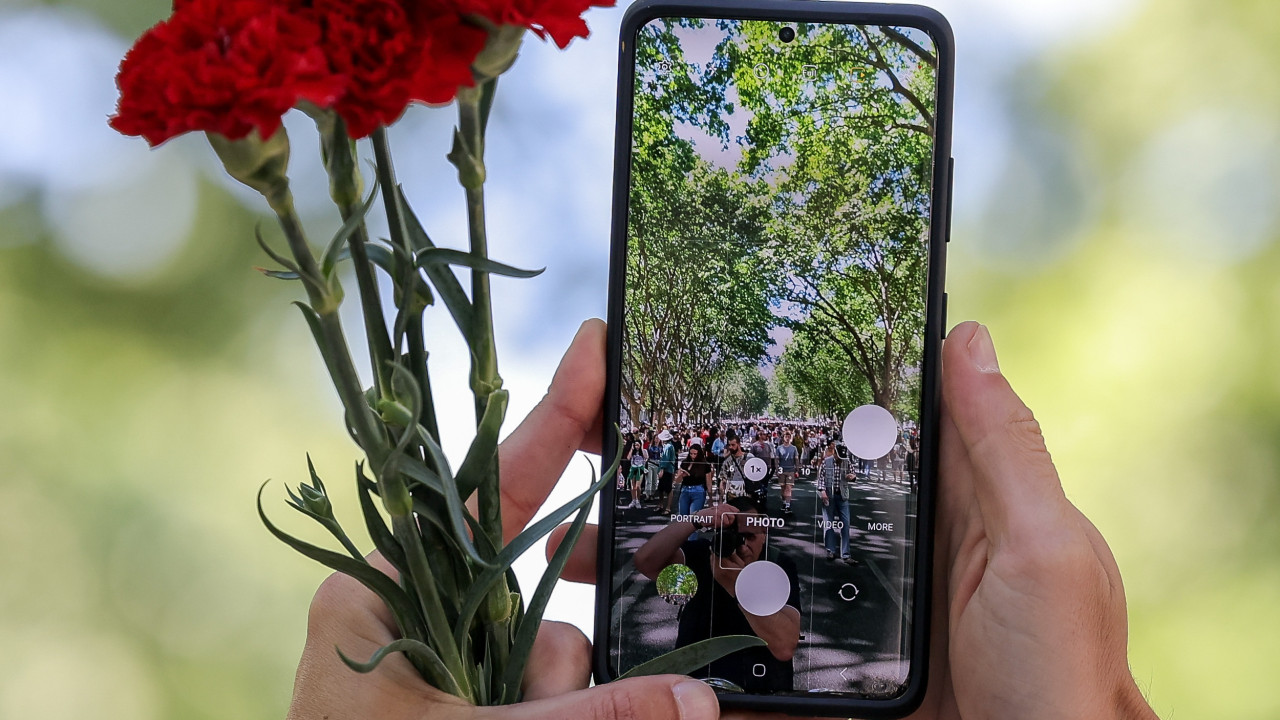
[618,418,919,534]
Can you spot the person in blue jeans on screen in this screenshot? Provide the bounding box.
[819,440,856,562]
[675,442,714,539]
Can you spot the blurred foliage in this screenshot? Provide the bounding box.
[1,0,1278,718]
[0,162,358,720]
[949,1,1280,718]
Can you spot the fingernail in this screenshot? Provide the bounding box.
[673,679,718,720]
[968,324,1000,374]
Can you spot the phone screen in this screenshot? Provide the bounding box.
[608,17,941,698]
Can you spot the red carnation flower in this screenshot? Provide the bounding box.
[110,0,343,146]
[452,0,615,48]
[310,0,486,138]
[111,0,612,147]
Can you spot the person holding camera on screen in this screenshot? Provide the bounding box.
[634,496,801,693]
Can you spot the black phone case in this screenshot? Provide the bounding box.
[596,1,954,715]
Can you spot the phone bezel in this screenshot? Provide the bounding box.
[596,2,954,716]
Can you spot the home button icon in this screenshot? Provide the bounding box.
[752,663,767,678]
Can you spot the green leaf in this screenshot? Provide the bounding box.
[415,422,491,569]
[476,638,494,706]
[452,467,609,648]
[398,453,447,495]
[255,225,301,277]
[455,389,508,501]
[257,266,303,280]
[257,481,424,641]
[337,639,461,697]
[366,470,469,619]
[268,244,433,307]
[498,464,605,703]
[321,174,381,277]
[617,636,768,680]
[389,456,497,562]
[453,429,624,651]
[355,463,408,575]
[414,248,543,279]
[395,185,474,338]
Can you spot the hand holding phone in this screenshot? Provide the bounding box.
[548,322,1157,720]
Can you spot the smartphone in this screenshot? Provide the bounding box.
[597,1,953,716]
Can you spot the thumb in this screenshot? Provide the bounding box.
[941,321,1070,546]
[481,675,718,720]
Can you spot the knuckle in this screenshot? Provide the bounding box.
[599,687,640,720]
[592,684,671,720]
[306,571,357,636]
[1004,404,1050,456]
[540,621,593,662]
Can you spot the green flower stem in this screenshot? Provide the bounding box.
[268,184,469,700]
[406,321,440,442]
[389,501,473,700]
[367,128,475,697]
[338,210,395,399]
[370,127,439,453]
[456,87,501,420]
[265,188,331,311]
[456,82,504,555]
[315,113,396,400]
[343,223,395,397]
[266,187,389,466]
[323,518,365,560]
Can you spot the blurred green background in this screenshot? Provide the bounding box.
[1,0,1277,718]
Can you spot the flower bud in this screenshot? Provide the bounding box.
[471,25,525,81]
[206,128,292,209]
[304,105,364,211]
[478,578,515,623]
[377,398,416,427]
[297,482,334,519]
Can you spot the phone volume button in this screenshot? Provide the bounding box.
[945,156,954,243]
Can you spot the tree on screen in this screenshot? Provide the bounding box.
[623,20,775,426]
[624,20,935,421]
[713,22,936,414]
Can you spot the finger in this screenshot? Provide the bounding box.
[302,552,432,695]
[546,523,599,585]
[480,675,718,720]
[498,319,607,542]
[308,551,400,641]
[941,321,1070,546]
[935,401,981,564]
[521,621,592,700]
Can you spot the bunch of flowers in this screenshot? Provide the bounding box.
[110,0,755,706]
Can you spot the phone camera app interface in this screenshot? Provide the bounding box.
[613,19,940,698]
